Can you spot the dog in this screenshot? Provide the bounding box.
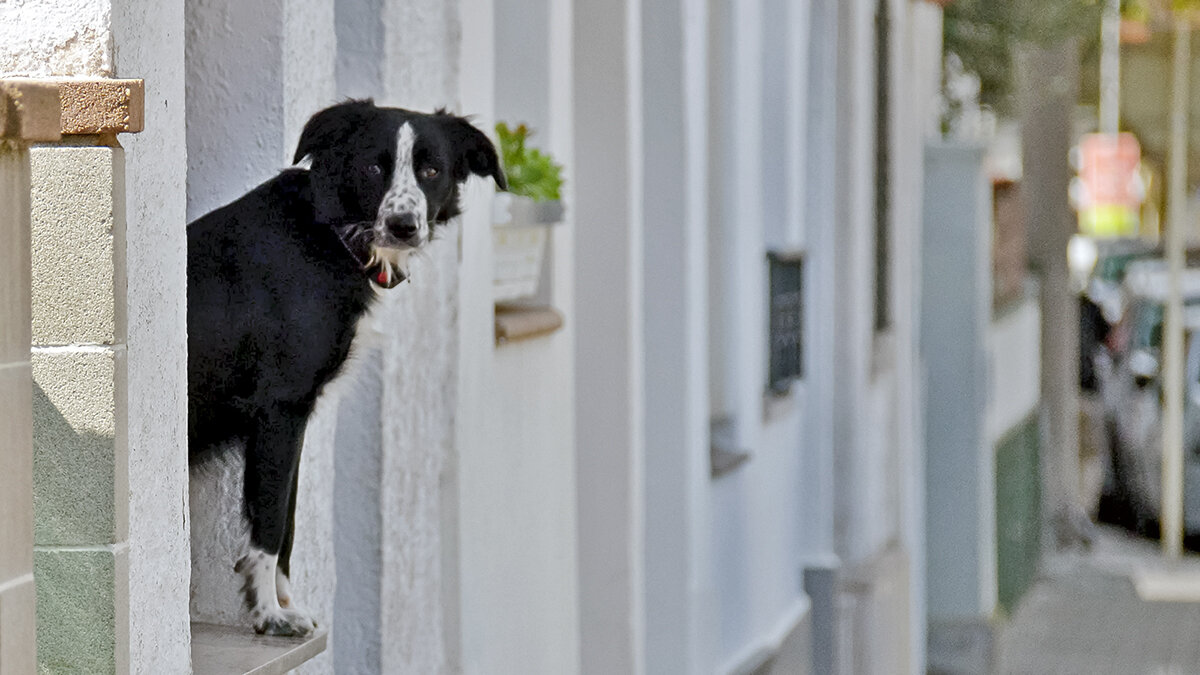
[187,100,506,636]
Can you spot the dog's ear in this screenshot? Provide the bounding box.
[293,100,375,164]
[438,113,508,191]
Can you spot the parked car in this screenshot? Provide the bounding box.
[1098,262,1200,535]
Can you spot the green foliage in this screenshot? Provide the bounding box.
[494,122,564,202]
[1122,0,1200,21]
[943,0,1103,113]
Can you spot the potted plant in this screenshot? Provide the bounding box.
[491,122,565,302]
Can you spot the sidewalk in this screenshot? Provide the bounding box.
[997,527,1200,674]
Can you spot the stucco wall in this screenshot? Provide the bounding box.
[184,0,285,220]
[0,0,113,77]
[110,0,193,670]
[375,3,461,671]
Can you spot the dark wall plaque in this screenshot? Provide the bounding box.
[767,251,804,394]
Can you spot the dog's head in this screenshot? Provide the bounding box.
[293,100,507,284]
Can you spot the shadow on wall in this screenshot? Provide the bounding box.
[31,382,122,675]
[32,383,117,542]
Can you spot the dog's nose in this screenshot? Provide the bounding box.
[385,213,419,241]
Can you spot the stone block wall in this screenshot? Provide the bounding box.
[29,141,130,673]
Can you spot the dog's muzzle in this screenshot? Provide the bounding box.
[383,213,421,247]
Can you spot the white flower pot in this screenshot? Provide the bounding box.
[491,193,564,303]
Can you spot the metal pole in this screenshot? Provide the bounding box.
[1100,0,1121,136]
[1163,17,1190,559]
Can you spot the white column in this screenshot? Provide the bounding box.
[110,2,192,671]
[641,0,713,671]
[573,0,646,671]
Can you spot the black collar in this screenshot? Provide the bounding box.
[332,223,406,289]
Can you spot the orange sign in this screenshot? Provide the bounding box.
[1072,132,1144,238]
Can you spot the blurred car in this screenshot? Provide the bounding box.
[1098,261,1200,534]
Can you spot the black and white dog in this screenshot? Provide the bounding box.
[187,100,505,636]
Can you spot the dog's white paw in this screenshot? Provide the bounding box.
[236,548,314,636]
[254,606,317,637]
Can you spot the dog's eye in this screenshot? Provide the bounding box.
[366,164,382,176]
[418,166,439,180]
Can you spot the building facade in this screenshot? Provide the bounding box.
[0,0,958,673]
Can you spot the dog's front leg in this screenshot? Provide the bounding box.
[238,409,316,637]
[276,467,301,609]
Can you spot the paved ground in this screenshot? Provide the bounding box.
[997,527,1200,674]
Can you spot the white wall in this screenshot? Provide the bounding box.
[832,0,889,567]
[184,0,281,220]
[703,0,813,671]
[0,0,113,77]
[573,0,647,671]
[801,3,844,672]
[922,142,994,622]
[641,0,714,671]
[895,3,942,669]
[988,300,1041,444]
[455,0,583,672]
[827,1,941,673]
[800,0,840,562]
[110,0,192,671]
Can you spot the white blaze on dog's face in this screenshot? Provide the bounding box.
[368,122,425,284]
[375,122,428,250]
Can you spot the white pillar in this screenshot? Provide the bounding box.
[573,0,646,671]
[110,2,192,671]
[641,0,713,671]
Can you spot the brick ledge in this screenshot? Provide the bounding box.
[1,78,144,138]
[0,80,60,141]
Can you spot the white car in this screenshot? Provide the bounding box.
[1101,267,1200,535]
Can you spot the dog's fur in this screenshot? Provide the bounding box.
[187,100,505,635]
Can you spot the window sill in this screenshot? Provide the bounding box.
[762,382,799,423]
[191,622,327,675]
[710,416,751,478]
[495,304,564,345]
[711,444,751,478]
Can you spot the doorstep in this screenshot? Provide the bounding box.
[191,622,327,675]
